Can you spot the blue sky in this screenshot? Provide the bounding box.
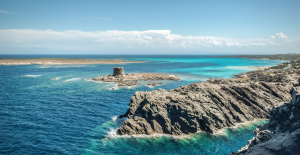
[0,0,299,54]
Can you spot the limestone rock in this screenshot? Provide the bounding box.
[232,89,300,155]
[92,73,179,87]
[117,81,292,135]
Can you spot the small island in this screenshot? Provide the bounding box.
[92,67,180,87]
[0,58,144,65]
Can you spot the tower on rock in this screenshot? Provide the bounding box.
[113,67,124,76]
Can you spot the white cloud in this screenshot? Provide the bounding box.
[0,29,299,54]
[276,33,288,39]
[0,9,18,15]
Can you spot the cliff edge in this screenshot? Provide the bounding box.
[117,81,293,135]
[232,88,300,155]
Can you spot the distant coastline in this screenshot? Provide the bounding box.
[0,58,144,65]
[214,53,300,61]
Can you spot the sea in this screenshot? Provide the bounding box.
[0,55,286,155]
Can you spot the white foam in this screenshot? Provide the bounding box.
[106,132,190,139]
[64,78,81,82]
[125,85,138,89]
[108,84,119,90]
[23,75,42,77]
[108,128,118,137]
[145,85,154,88]
[111,116,118,122]
[106,119,267,139]
[214,119,267,135]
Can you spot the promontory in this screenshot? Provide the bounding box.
[117,68,300,136]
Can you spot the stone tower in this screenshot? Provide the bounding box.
[113,67,124,76]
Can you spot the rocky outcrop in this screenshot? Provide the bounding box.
[146,82,163,86]
[232,88,300,155]
[117,80,139,87]
[92,73,179,87]
[117,81,293,136]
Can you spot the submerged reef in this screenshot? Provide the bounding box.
[232,88,300,155]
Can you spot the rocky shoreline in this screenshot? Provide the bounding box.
[232,88,300,155]
[92,73,179,87]
[116,68,300,136]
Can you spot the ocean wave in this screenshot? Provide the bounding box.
[108,84,119,90]
[64,78,81,82]
[111,116,118,122]
[23,75,42,77]
[38,66,49,68]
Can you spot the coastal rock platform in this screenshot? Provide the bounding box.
[92,73,179,87]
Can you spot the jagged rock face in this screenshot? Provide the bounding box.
[232,89,300,155]
[117,82,292,136]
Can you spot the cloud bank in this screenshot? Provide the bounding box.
[0,29,299,54]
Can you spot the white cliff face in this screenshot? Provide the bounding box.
[232,89,300,155]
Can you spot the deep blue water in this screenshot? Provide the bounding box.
[0,55,285,154]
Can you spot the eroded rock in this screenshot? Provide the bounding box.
[117,81,293,136]
[232,89,300,155]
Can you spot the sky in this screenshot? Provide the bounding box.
[0,0,299,55]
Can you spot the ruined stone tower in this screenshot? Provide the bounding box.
[113,67,124,76]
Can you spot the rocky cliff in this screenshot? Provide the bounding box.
[117,81,293,135]
[232,88,300,155]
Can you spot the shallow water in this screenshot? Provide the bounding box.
[0,55,285,154]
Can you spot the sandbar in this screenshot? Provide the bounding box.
[0,58,144,65]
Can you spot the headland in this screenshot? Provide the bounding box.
[116,58,300,136]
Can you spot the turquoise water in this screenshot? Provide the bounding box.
[0,55,285,154]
